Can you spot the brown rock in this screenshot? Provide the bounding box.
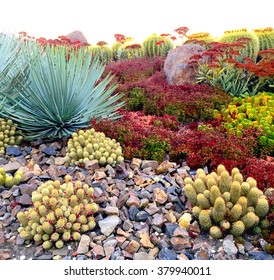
[77,234,91,254]
[164,43,206,85]
[156,160,175,174]
[0,249,12,260]
[131,158,142,169]
[91,244,105,259]
[171,237,192,251]
[116,228,131,239]
[141,160,158,170]
[140,232,154,248]
[126,195,140,207]
[133,252,155,260]
[18,193,32,206]
[116,236,126,246]
[125,240,140,255]
[153,188,167,204]
[85,160,100,170]
[54,157,66,165]
[104,206,119,216]
[94,170,107,180]
[3,161,22,173]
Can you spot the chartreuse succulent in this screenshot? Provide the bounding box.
[64,128,124,167]
[183,165,270,238]
[0,118,23,154]
[214,92,274,154]
[17,175,99,250]
[0,168,23,188]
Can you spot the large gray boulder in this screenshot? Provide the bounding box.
[164,43,206,85]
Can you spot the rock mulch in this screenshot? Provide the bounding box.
[0,140,273,260]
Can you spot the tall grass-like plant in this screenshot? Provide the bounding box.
[0,33,26,98]
[0,43,124,140]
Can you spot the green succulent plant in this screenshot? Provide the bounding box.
[253,27,274,51]
[64,128,124,166]
[0,43,124,140]
[183,164,270,238]
[0,118,23,154]
[142,34,173,57]
[219,28,260,61]
[0,168,23,188]
[17,175,99,250]
[215,92,274,154]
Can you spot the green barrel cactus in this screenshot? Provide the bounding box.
[88,44,112,64]
[219,28,260,61]
[142,34,173,57]
[253,27,274,51]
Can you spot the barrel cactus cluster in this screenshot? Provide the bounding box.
[142,34,173,57]
[219,28,260,61]
[17,175,99,250]
[0,118,23,154]
[64,128,124,167]
[0,168,23,188]
[184,164,270,238]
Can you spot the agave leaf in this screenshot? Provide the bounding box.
[1,43,124,140]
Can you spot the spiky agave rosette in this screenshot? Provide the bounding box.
[17,175,99,250]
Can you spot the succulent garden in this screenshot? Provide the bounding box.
[0,26,273,260]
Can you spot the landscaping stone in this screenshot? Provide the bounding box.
[98,215,120,236]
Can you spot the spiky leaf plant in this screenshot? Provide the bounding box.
[0,33,26,99]
[0,43,124,140]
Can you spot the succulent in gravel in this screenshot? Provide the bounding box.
[17,176,99,250]
[64,128,124,167]
[183,164,270,238]
[0,118,23,154]
[0,168,23,188]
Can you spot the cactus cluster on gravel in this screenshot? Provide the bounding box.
[0,168,23,188]
[17,175,99,250]
[184,164,270,238]
[0,118,23,154]
[64,128,124,167]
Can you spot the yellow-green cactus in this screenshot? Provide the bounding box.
[184,184,197,205]
[230,221,245,237]
[212,197,226,223]
[255,197,270,218]
[65,128,124,167]
[183,164,270,239]
[0,168,23,188]
[17,178,99,250]
[0,118,23,154]
[199,210,212,230]
[210,226,222,239]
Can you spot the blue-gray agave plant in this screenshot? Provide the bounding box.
[0,33,26,98]
[0,41,124,140]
